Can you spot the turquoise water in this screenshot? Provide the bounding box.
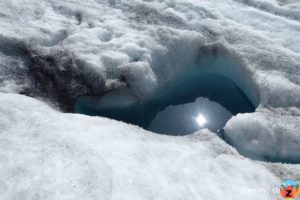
[75,73,255,135]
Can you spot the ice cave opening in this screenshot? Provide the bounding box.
[75,73,256,136]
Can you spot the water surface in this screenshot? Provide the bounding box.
[75,73,255,135]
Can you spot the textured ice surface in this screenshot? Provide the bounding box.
[0,93,299,200]
[224,107,300,163]
[1,0,299,105]
[0,0,300,198]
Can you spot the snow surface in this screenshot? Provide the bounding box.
[0,0,299,160]
[225,107,300,162]
[0,0,300,198]
[0,93,299,200]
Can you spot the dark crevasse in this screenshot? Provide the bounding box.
[75,73,255,135]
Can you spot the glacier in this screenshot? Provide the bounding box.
[0,93,299,200]
[0,0,300,199]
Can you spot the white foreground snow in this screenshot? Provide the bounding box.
[0,93,299,200]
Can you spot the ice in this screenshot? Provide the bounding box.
[0,0,299,106]
[0,0,299,197]
[224,107,300,163]
[0,93,299,200]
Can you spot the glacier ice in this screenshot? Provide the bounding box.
[0,0,300,199]
[0,93,299,200]
[224,107,300,163]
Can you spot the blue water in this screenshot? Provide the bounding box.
[75,73,255,135]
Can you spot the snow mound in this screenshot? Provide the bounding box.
[1,93,298,200]
[224,107,300,163]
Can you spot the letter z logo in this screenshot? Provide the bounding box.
[285,189,292,197]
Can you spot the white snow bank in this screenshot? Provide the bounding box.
[224,107,300,163]
[0,0,299,103]
[234,0,300,21]
[1,93,298,200]
[254,71,300,108]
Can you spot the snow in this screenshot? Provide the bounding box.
[224,107,300,163]
[1,0,299,104]
[0,93,299,200]
[0,0,300,198]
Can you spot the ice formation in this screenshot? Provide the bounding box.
[0,93,299,200]
[75,73,255,135]
[0,0,300,199]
